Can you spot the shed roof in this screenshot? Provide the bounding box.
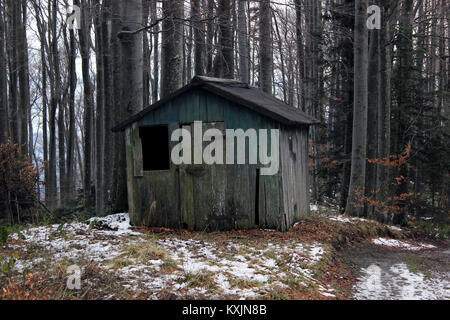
[112,76,320,132]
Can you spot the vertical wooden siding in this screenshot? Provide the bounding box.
[127,88,309,230]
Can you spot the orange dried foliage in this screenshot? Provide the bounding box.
[367,144,411,167]
[1,273,52,300]
[0,140,39,215]
[350,187,416,216]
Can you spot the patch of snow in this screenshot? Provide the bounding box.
[310,204,319,212]
[328,216,352,223]
[8,213,334,299]
[309,245,325,263]
[320,291,336,298]
[388,225,403,232]
[371,238,436,251]
[89,213,141,236]
[354,263,450,300]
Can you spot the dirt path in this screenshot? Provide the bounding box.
[343,243,450,300]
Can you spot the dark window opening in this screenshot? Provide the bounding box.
[139,125,170,171]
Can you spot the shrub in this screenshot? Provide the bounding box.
[0,141,39,225]
[0,273,53,300]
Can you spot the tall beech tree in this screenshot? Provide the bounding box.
[161,0,183,97]
[346,0,369,217]
[0,0,447,225]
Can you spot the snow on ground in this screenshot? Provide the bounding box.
[9,213,140,263]
[5,213,335,299]
[328,216,352,223]
[387,225,403,232]
[371,238,437,251]
[354,263,450,300]
[327,215,369,224]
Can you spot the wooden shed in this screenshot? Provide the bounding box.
[112,76,319,231]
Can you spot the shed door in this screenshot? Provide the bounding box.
[179,122,226,230]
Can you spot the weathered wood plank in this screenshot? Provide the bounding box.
[132,123,143,177]
[180,124,195,229]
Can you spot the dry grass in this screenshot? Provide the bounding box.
[176,271,218,292]
[111,240,177,271]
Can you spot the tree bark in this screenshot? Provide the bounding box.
[111,0,128,213]
[46,0,59,207]
[161,0,183,97]
[295,0,306,110]
[237,0,249,83]
[76,0,94,207]
[16,0,29,155]
[214,0,234,79]
[0,0,7,143]
[366,22,379,217]
[102,0,113,209]
[93,0,105,216]
[7,0,18,145]
[346,0,369,217]
[66,18,77,201]
[150,0,159,102]
[206,0,215,76]
[142,0,151,107]
[375,1,392,221]
[259,0,273,93]
[393,0,413,225]
[192,0,205,76]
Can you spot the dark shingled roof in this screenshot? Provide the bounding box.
[112,76,320,132]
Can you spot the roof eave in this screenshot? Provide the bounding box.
[111,82,202,132]
[111,78,320,132]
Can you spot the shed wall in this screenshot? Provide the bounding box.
[126,88,309,231]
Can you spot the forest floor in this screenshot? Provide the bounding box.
[0,208,448,300]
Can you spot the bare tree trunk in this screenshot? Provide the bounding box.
[150,0,159,102]
[142,0,150,107]
[237,0,249,83]
[272,10,286,102]
[161,0,183,97]
[47,0,58,207]
[102,0,113,209]
[259,0,272,93]
[297,0,307,109]
[16,0,29,155]
[33,1,49,204]
[111,0,128,213]
[366,21,379,218]
[93,0,105,216]
[375,1,392,221]
[393,0,413,225]
[192,0,205,76]
[50,0,66,206]
[0,0,7,143]
[346,0,368,217]
[214,0,234,79]
[7,0,18,145]
[66,20,77,201]
[295,0,305,110]
[76,0,94,207]
[185,13,193,83]
[206,0,215,76]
